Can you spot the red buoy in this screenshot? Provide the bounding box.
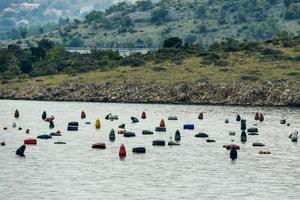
[81,111,86,119]
[141,111,146,119]
[45,116,55,122]
[24,138,37,145]
[14,109,19,118]
[92,142,106,149]
[198,112,203,120]
[255,112,259,120]
[119,144,126,157]
[259,113,264,122]
[25,129,30,134]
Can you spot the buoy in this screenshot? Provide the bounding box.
[124,132,136,137]
[206,139,216,143]
[236,114,241,121]
[152,140,165,146]
[119,144,126,157]
[229,131,235,136]
[183,124,194,130]
[49,121,55,129]
[25,129,30,134]
[12,122,17,128]
[142,130,154,135]
[252,142,265,147]
[287,123,290,126]
[85,121,91,125]
[95,118,101,129]
[119,124,125,129]
[18,127,22,130]
[230,146,238,160]
[92,142,106,149]
[247,127,258,133]
[16,145,26,157]
[155,127,166,132]
[141,111,146,119]
[1,141,5,146]
[280,119,286,124]
[45,116,55,122]
[14,109,19,118]
[255,112,259,120]
[198,112,203,120]
[37,134,52,139]
[175,130,181,141]
[24,138,37,145]
[248,132,259,136]
[159,119,165,127]
[50,132,62,136]
[54,142,66,144]
[259,113,264,122]
[223,144,240,150]
[291,131,298,142]
[3,127,7,130]
[168,116,178,120]
[168,140,180,146]
[132,147,146,153]
[81,111,86,119]
[241,119,246,131]
[109,115,118,120]
[131,117,139,123]
[118,128,126,134]
[109,129,116,141]
[67,121,79,131]
[225,119,229,123]
[195,132,209,138]
[241,131,247,142]
[259,150,271,154]
[42,111,47,120]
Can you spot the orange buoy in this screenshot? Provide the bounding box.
[159,119,165,127]
[141,111,146,119]
[119,144,126,157]
[14,109,19,118]
[259,113,264,122]
[24,138,37,145]
[81,111,86,119]
[254,112,259,120]
[25,129,30,134]
[198,112,203,120]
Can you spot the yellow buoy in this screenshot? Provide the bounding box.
[95,118,101,129]
[259,150,271,154]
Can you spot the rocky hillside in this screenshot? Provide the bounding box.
[13,0,300,48]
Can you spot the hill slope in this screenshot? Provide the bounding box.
[1,35,299,106]
[13,0,300,48]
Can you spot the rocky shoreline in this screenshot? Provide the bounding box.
[0,80,299,107]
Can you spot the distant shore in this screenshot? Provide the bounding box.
[0,80,299,107]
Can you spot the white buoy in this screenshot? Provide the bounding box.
[291,131,298,142]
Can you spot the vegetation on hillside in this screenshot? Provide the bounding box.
[0,32,299,89]
[11,0,300,48]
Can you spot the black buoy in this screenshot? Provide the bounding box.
[37,134,52,139]
[131,117,139,123]
[16,145,26,157]
[241,131,247,142]
[109,129,116,141]
[49,121,55,129]
[42,111,47,120]
[230,146,237,160]
[225,119,229,123]
[124,132,136,137]
[1,141,5,146]
[236,114,241,121]
[132,147,146,153]
[142,130,154,135]
[119,124,125,129]
[175,130,181,141]
[241,119,246,131]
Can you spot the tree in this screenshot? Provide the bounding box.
[151,8,168,23]
[66,36,84,47]
[163,37,183,48]
[195,5,206,18]
[19,59,33,73]
[38,39,54,50]
[20,30,27,39]
[136,0,153,11]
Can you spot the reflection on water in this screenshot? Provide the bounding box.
[0,100,299,200]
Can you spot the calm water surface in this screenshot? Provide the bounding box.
[0,100,299,200]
